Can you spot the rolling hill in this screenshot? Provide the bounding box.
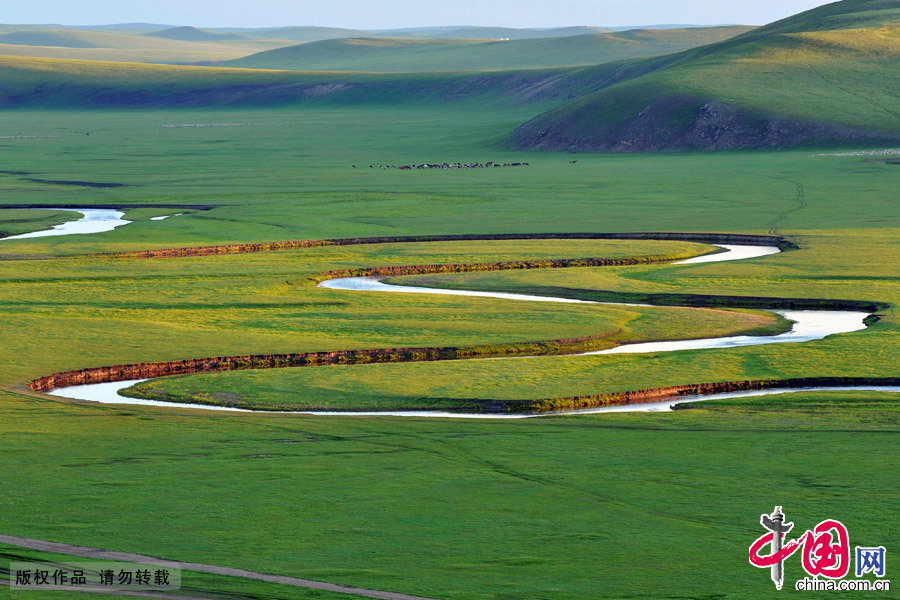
[1,0,896,153]
[512,0,900,151]
[224,26,754,72]
[144,26,252,42]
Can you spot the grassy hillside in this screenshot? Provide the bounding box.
[0,54,620,109]
[225,26,753,72]
[513,0,900,151]
[0,26,751,109]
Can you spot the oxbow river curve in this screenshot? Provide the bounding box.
[27,236,897,417]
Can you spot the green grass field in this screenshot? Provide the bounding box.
[1,389,896,599]
[3,3,900,591]
[0,99,898,599]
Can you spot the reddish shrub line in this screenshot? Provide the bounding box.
[482,377,900,413]
[100,232,795,260]
[313,254,686,282]
[27,332,621,393]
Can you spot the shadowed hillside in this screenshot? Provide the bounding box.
[224,27,754,72]
[511,0,900,151]
[0,55,613,108]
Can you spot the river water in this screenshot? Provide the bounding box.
[1,208,131,240]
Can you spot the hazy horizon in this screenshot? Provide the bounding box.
[3,0,838,30]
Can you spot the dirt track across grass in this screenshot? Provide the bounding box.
[0,534,442,600]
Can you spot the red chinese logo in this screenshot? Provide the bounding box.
[750,513,850,581]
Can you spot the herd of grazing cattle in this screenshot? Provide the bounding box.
[351,161,531,170]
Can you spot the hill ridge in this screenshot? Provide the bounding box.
[223,26,754,73]
[511,0,900,151]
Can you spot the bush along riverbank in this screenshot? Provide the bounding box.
[490,377,900,413]
[27,332,624,393]
[102,232,796,260]
[313,254,700,283]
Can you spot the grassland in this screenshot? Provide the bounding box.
[1,388,895,599]
[0,103,898,599]
[223,27,753,72]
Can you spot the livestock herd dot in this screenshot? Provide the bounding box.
[352,161,531,170]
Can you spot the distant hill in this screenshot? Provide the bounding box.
[200,25,616,42]
[426,26,612,39]
[144,26,251,42]
[0,27,290,64]
[0,29,110,48]
[224,26,754,72]
[0,54,613,109]
[512,0,900,151]
[71,23,176,30]
[2,0,897,154]
[238,26,376,42]
[0,28,264,50]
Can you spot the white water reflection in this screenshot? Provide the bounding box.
[674,244,781,264]
[320,275,601,305]
[586,310,869,355]
[1,208,130,239]
[150,213,183,221]
[48,381,900,418]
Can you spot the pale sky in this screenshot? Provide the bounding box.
[6,0,838,30]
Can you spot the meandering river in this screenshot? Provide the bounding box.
[45,242,893,416]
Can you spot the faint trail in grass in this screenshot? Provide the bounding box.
[227,419,720,529]
[767,180,807,235]
[808,64,900,122]
[422,437,720,530]
[0,534,442,600]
